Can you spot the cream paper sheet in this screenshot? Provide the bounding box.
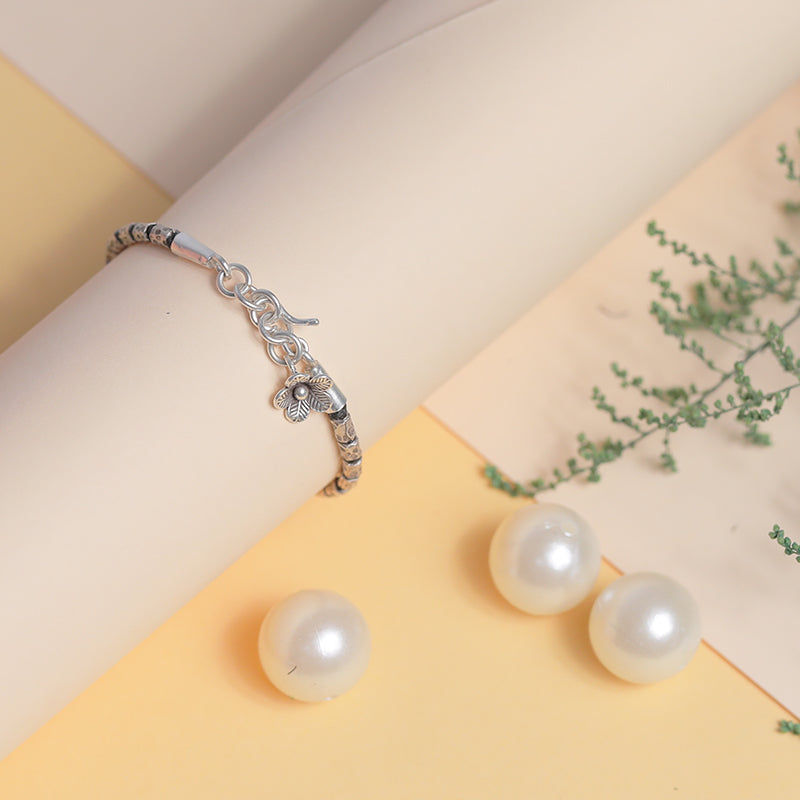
[3,0,800,760]
[0,0,385,195]
[426,83,800,715]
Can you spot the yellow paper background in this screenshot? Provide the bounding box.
[0,54,797,797]
[0,59,171,353]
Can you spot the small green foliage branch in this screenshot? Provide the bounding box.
[768,524,800,563]
[486,134,800,564]
[779,719,800,736]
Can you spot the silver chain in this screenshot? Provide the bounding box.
[105,222,362,495]
[208,253,318,370]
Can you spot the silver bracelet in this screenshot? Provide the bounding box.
[105,222,362,497]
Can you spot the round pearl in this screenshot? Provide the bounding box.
[589,572,701,683]
[489,503,601,614]
[258,590,371,702]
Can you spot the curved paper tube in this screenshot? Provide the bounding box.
[3,0,800,760]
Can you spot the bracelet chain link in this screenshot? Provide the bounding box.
[106,222,362,496]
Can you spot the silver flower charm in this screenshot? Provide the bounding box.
[273,372,334,423]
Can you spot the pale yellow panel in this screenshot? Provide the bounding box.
[0,56,171,353]
[0,407,795,798]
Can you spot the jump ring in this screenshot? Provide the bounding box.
[268,341,301,367]
[208,253,232,278]
[216,263,253,298]
[235,284,272,312]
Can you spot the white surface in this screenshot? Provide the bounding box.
[0,0,385,195]
[426,83,800,713]
[273,0,493,116]
[3,0,800,762]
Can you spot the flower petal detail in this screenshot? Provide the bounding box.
[306,381,333,412]
[286,372,312,389]
[273,387,291,409]
[283,397,311,423]
[307,392,333,413]
[307,375,333,392]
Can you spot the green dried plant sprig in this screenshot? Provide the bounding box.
[778,719,800,736]
[768,524,800,563]
[485,137,800,502]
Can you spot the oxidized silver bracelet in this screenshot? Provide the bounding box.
[105,222,362,497]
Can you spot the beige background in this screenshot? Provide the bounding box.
[0,0,385,194]
[3,0,800,762]
[428,82,800,715]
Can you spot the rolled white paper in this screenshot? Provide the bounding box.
[0,0,387,195]
[3,0,800,760]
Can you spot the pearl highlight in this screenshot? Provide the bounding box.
[589,572,701,683]
[258,590,371,701]
[489,503,602,615]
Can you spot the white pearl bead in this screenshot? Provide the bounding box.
[258,590,371,702]
[489,503,602,614]
[589,572,701,683]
